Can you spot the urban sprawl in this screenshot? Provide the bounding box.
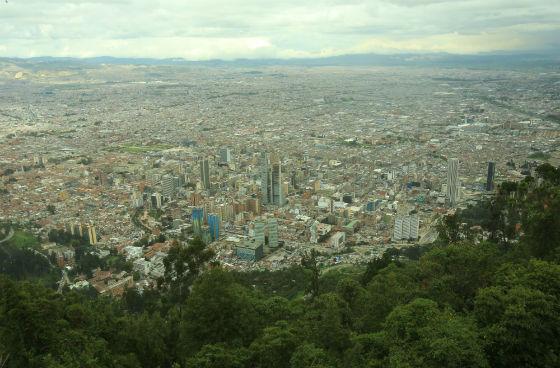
[1,62,559,296]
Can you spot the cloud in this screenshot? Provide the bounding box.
[0,0,558,59]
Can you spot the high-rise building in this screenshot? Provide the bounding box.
[486,161,495,191]
[272,163,284,206]
[87,224,98,245]
[260,152,284,206]
[267,218,279,248]
[254,221,266,246]
[161,174,175,199]
[192,207,204,236]
[219,148,232,165]
[393,214,419,241]
[260,152,271,205]
[207,214,220,242]
[199,158,210,190]
[446,158,460,206]
[151,192,162,209]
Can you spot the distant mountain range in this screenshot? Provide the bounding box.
[1,52,559,69]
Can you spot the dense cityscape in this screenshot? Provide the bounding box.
[1,59,558,296]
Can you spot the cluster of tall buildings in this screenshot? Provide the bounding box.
[64,222,98,245]
[252,218,279,247]
[446,158,495,207]
[191,207,221,243]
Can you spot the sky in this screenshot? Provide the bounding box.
[0,0,559,60]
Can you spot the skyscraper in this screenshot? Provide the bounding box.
[446,158,460,206]
[161,174,175,199]
[151,192,162,209]
[486,161,495,191]
[267,218,279,248]
[219,147,232,165]
[199,158,210,190]
[271,163,284,206]
[260,152,272,205]
[207,214,220,242]
[192,207,204,236]
[260,152,284,206]
[254,221,265,246]
[87,224,98,245]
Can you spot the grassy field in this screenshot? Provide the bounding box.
[8,230,40,249]
[121,144,174,154]
[528,151,551,161]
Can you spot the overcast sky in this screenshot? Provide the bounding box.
[0,0,558,59]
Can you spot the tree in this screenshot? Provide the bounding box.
[298,293,352,354]
[301,249,321,298]
[162,237,215,302]
[418,242,501,311]
[437,213,462,243]
[361,248,399,286]
[343,333,387,368]
[290,343,334,368]
[249,321,299,368]
[535,163,560,185]
[186,344,249,368]
[180,269,262,355]
[475,286,560,368]
[356,263,420,332]
[384,298,488,368]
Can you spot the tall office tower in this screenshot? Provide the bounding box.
[260,152,272,204]
[161,174,175,199]
[207,214,220,242]
[271,163,284,206]
[219,148,232,165]
[151,192,162,209]
[267,218,279,248]
[446,158,460,206]
[486,161,496,191]
[87,225,97,245]
[199,158,210,190]
[192,208,204,235]
[254,221,266,246]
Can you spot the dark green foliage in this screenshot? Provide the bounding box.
[301,249,321,298]
[475,286,560,368]
[290,343,334,368]
[419,242,501,311]
[384,298,488,368]
[360,248,398,285]
[179,268,262,355]
[186,344,250,368]
[298,293,352,354]
[249,321,299,368]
